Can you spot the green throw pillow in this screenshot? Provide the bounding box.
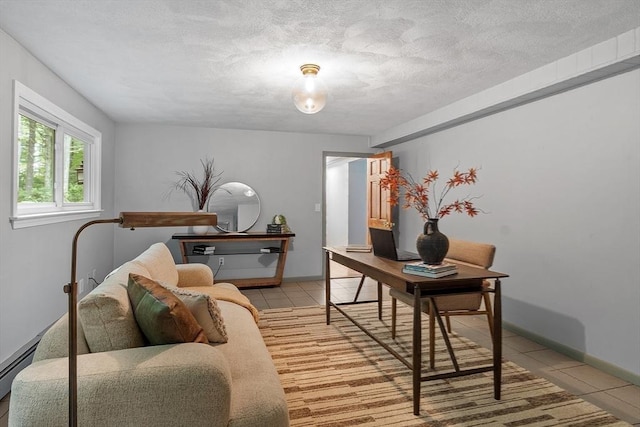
[127,273,208,345]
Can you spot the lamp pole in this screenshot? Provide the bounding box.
[64,218,120,426]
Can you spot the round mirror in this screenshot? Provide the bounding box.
[208,182,260,232]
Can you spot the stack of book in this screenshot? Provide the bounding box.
[266,224,282,233]
[260,246,281,253]
[345,244,372,253]
[402,261,458,278]
[192,245,215,255]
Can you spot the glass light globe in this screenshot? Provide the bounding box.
[292,64,328,114]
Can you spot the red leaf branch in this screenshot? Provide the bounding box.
[380,165,482,220]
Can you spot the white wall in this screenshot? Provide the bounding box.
[390,69,640,377]
[0,30,116,366]
[326,159,349,247]
[113,124,372,278]
[348,159,367,244]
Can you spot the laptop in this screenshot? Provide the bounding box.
[369,227,421,261]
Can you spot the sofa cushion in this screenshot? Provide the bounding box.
[175,263,214,287]
[215,301,290,426]
[133,242,179,286]
[128,274,208,345]
[78,261,148,353]
[164,286,228,343]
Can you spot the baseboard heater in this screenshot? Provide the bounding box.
[0,333,43,398]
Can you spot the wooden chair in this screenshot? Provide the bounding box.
[389,238,496,350]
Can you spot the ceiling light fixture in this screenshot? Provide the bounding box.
[292,64,328,114]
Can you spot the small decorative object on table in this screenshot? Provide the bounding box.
[169,157,222,235]
[418,218,449,265]
[268,214,291,233]
[380,165,482,265]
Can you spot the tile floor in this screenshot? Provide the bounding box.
[2,277,639,426]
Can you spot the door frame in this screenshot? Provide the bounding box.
[322,151,375,278]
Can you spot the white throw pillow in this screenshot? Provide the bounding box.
[161,285,228,343]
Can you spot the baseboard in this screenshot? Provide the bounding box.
[503,321,640,386]
[0,335,40,398]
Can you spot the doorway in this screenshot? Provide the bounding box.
[323,153,369,278]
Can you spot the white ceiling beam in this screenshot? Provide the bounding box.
[371,27,640,148]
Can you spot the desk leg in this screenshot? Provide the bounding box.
[413,284,422,415]
[274,237,290,286]
[179,240,188,264]
[325,251,331,325]
[493,278,502,399]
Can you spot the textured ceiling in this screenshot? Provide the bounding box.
[1,0,639,137]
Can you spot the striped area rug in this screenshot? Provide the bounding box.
[259,304,628,427]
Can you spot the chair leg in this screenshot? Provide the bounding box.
[377,281,382,320]
[352,274,366,302]
[429,303,436,369]
[391,297,397,339]
[445,313,452,333]
[483,292,494,339]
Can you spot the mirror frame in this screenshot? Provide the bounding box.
[208,182,260,233]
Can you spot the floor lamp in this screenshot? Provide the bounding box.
[64,211,217,427]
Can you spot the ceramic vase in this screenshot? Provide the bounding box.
[416,218,449,265]
[192,209,210,235]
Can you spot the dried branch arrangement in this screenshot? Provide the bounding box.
[172,158,222,210]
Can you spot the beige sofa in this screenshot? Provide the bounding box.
[9,243,289,427]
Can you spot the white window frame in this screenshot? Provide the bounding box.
[11,81,102,229]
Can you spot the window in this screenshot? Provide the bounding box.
[11,81,101,228]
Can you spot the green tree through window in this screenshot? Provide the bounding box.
[64,135,86,203]
[18,114,55,203]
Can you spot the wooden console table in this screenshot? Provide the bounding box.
[172,232,295,288]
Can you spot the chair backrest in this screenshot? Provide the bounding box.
[445,238,495,269]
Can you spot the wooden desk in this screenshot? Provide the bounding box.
[324,247,508,415]
[173,233,295,288]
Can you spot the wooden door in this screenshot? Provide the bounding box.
[366,151,393,238]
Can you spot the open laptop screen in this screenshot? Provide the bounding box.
[369,227,420,261]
